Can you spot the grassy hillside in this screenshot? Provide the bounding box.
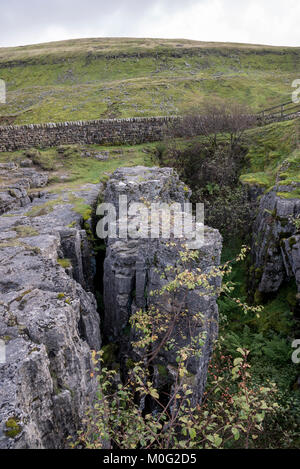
[241,118,300,192]
[0,37,300,124]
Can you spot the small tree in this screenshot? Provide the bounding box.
[156,102,254,240]
[170,101,256,153]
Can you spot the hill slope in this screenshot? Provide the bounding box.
[0,37,300,124]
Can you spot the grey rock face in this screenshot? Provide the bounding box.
[252,184,300,304]
[0,183,101,448]
[102,166,222,403]
[242,182,266,208]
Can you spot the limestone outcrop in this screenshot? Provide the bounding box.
[102,166,222,403]
[0,177,101,448]
[252,184,300,310]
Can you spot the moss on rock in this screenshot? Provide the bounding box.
[5,418,21,439]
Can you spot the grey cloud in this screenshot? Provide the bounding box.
[0,0,298,47]
[0,0,201,46]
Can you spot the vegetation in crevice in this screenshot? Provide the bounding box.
[217,240,300,448]
[71,245,291,449]
[5,418,21,439]
[150,110,300,448]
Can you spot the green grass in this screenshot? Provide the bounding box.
[67,193,93,221]
[25,198,64,217]
[0,142,153,187]
[0,38,300,124]
[240,119,300,192]
[45,143,154,191]
[57,258,71,269]
[1,142,153,220]
[276,188,300,199]
[253,282,297,336]
[62,144,153,186]
[13,225,39,237]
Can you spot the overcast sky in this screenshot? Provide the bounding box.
[0,0,299,48]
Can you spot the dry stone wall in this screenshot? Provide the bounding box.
[0,116,178,152]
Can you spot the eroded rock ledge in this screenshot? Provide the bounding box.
[102,166,222,403]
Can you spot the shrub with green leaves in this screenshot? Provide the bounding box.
[71,246,281,450]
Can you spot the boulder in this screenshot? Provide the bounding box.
[0,163,49,215]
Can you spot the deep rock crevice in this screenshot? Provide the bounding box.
[0,163,224,448]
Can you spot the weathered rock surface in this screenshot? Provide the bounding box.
[252,184,300,309]
[0,179,101,448]
[0,117,176,152]
[102,166,222,403]
[0,162,48,215]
